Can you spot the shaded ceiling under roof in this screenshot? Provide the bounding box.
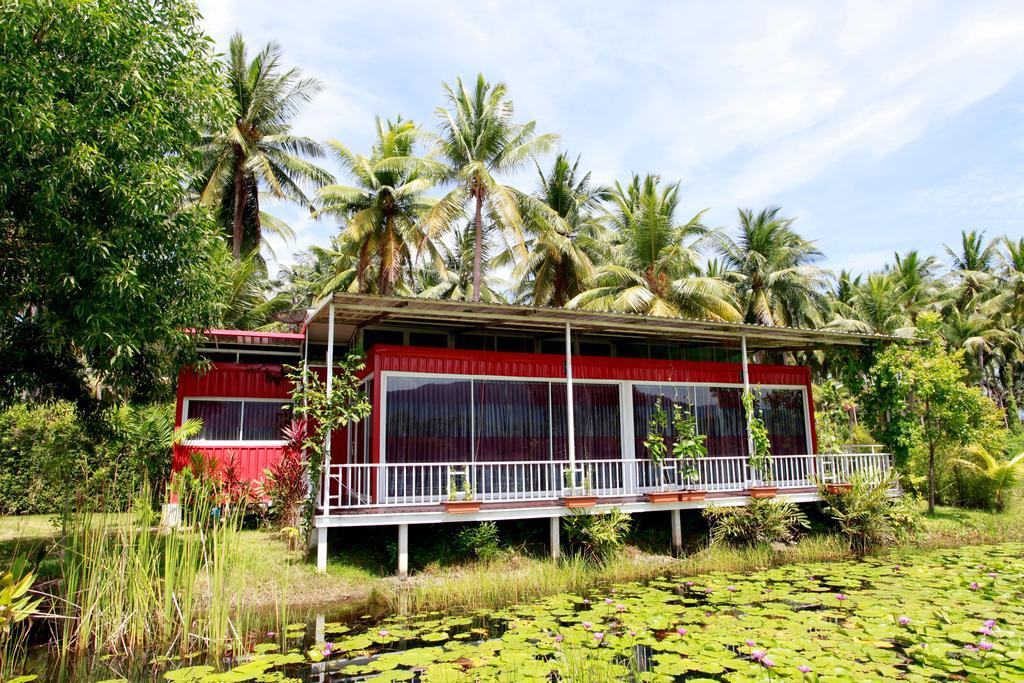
[304,294,908,352]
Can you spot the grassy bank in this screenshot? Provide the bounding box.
[3,499,1022,620]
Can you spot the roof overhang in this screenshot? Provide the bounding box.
[303,294,910,352]
[192,328,305,348]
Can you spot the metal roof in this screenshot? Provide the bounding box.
[195,329,305,347]
[304,293,910,351]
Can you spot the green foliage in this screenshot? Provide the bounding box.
[672,404,707,484]
[704,498,809,546]
[1,558,42,676]
[953,446,1024,512]
[0,0,231,402]
[861,312,998,511]
[742,390,772,484]
[563,509,631,563]
[261,420,309,540]
[820,472,921,553]
[455,522,501,561]
[286,354,372,531]
[642,398,668,466]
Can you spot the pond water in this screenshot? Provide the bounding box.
[30,542,1024,681]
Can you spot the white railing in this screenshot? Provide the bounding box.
[320,453,892,514]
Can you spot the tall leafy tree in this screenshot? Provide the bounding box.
[0,0,230,402]
[315,118,444,295]
[715,207,830,327]
[197,33,332,260]
[426,74,558,301]
[508,153,608,307]
[569,174,740,320]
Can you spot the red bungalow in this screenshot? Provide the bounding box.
[174,294,896,574]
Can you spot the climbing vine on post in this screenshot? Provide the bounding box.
[285,352,371,532]
[743,390,773,484]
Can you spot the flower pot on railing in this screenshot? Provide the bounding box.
[444,499,482,513]
[676,456,706,502]
[647,460,680,503]
[825,483,853,495]
[445,465,478,511]
[678,490,707,502]
[749,486,778,499]
[562,464,597,507]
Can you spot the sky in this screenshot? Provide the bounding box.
[197,0,1024,278]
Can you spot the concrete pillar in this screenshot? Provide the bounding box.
[670,509,682,555]
[397,523,409,578]
[549,516,561,560]
[316,527,328,573]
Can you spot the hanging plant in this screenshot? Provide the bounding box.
[743,389,773,485]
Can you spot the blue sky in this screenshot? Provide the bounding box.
[197,1,1024,278]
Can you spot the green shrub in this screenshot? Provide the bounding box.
[704,499,808,546]
[563,509,631,563]
[820,472,921,553]
[456,522,502,561]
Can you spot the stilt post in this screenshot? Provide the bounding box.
[671,509,682,555]
[397,523,409,578]
[549,516,561,560]
[316,527,327,572]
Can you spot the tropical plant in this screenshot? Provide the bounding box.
[414,223,507,302]
[426,74,558,301]
[742,390,772,485]
[455,522,501,561]
[672,404,707,484]
[715,207,830,327]
[197,33,332,260]
[642,397,669,466]
[569,174,740,320]
[1,0,230,402]
[286,355,372,531]
[221,255,292,330]
[315,118,445,294]
[861,312,996,512]
[703,498,808,546]
[507,153,607,306]
[819,471,920,553]
[562,508,631,563]
[261,420,308,544]
[0,558,41,678]
[953,446,1024,512]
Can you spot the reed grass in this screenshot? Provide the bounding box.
[52,479,254,659]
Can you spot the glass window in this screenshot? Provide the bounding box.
[632,384,696,460]
[242,401,291,440]
[188,400,242,441]
[474,380,551,461]
[552,383,621,460]
[385,377,471,463]
[694,387,748,457]
[409,332,449,348]
[757,389,809,455]
[363,329,404,349]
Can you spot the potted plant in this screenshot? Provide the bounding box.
[743,390,777,498]
[444,466,481,513]
[672,404,708,502]
[644,398,679,503]
[562,464,597,508]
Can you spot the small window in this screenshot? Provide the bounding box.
[409,331,449,348]
[363,329,404,349]
[186,400,290,442]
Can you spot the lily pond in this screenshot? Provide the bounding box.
[37,542,1024,682]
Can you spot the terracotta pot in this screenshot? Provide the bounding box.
[562,495,598,509]
[678,490,707,502]
[749,487,778,499]
[647,491,679,504]
[444,500,482,513]
[825,483,853,495]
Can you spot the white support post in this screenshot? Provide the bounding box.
[323,304,335,514]
[670,509,682,555]
[740,335,754,486]
[316,527,327,572]
[549,516,560,560]
[619,382,637,495]
[397,523,409,578]
[564,323,576,489]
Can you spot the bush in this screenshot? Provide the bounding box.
[563,509,631,563]
[820,472,921,553]
[703,499,809,546]
[456,522,502,561]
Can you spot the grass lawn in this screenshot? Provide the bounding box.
[2,497,1022,616]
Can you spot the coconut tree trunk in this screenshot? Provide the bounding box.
[472,187,484,302]
[232,153,245,261]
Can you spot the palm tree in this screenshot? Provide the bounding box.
[198,34,332,260]
[315,118,444,295]
[506,154,608,307]
[824,273,916,337]
[887,250,940,319]
[221,255,291,329]
[414,224,506,302]
[943,229,997,305]
[954,446,1024,511]
[714,207,830,327]
[426,74,558,301]
[568,174,740,320]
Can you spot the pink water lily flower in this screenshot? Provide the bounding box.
[629,630,637,637]
[616,603,626,611]
[684,581,695,587]
[984,619,997,628]
[835,593,848,601]
[581,621,592,630]
[593,632,604,641]
[762,657,775,668]
[751,649,767,662]
[604,597,613,604]
[377,629,390,637]
[970,582,981,590]
[979,627,993,637]
[676,627,688,636]
[987,572,998,578]
[322,642,333,656]
[898,616,911,626]
[582,598,590,604]
[554,634,564,643]
[727,585,736,592]
[745,640,757,647]
[978,641,994,651]
[798,665,812,673]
